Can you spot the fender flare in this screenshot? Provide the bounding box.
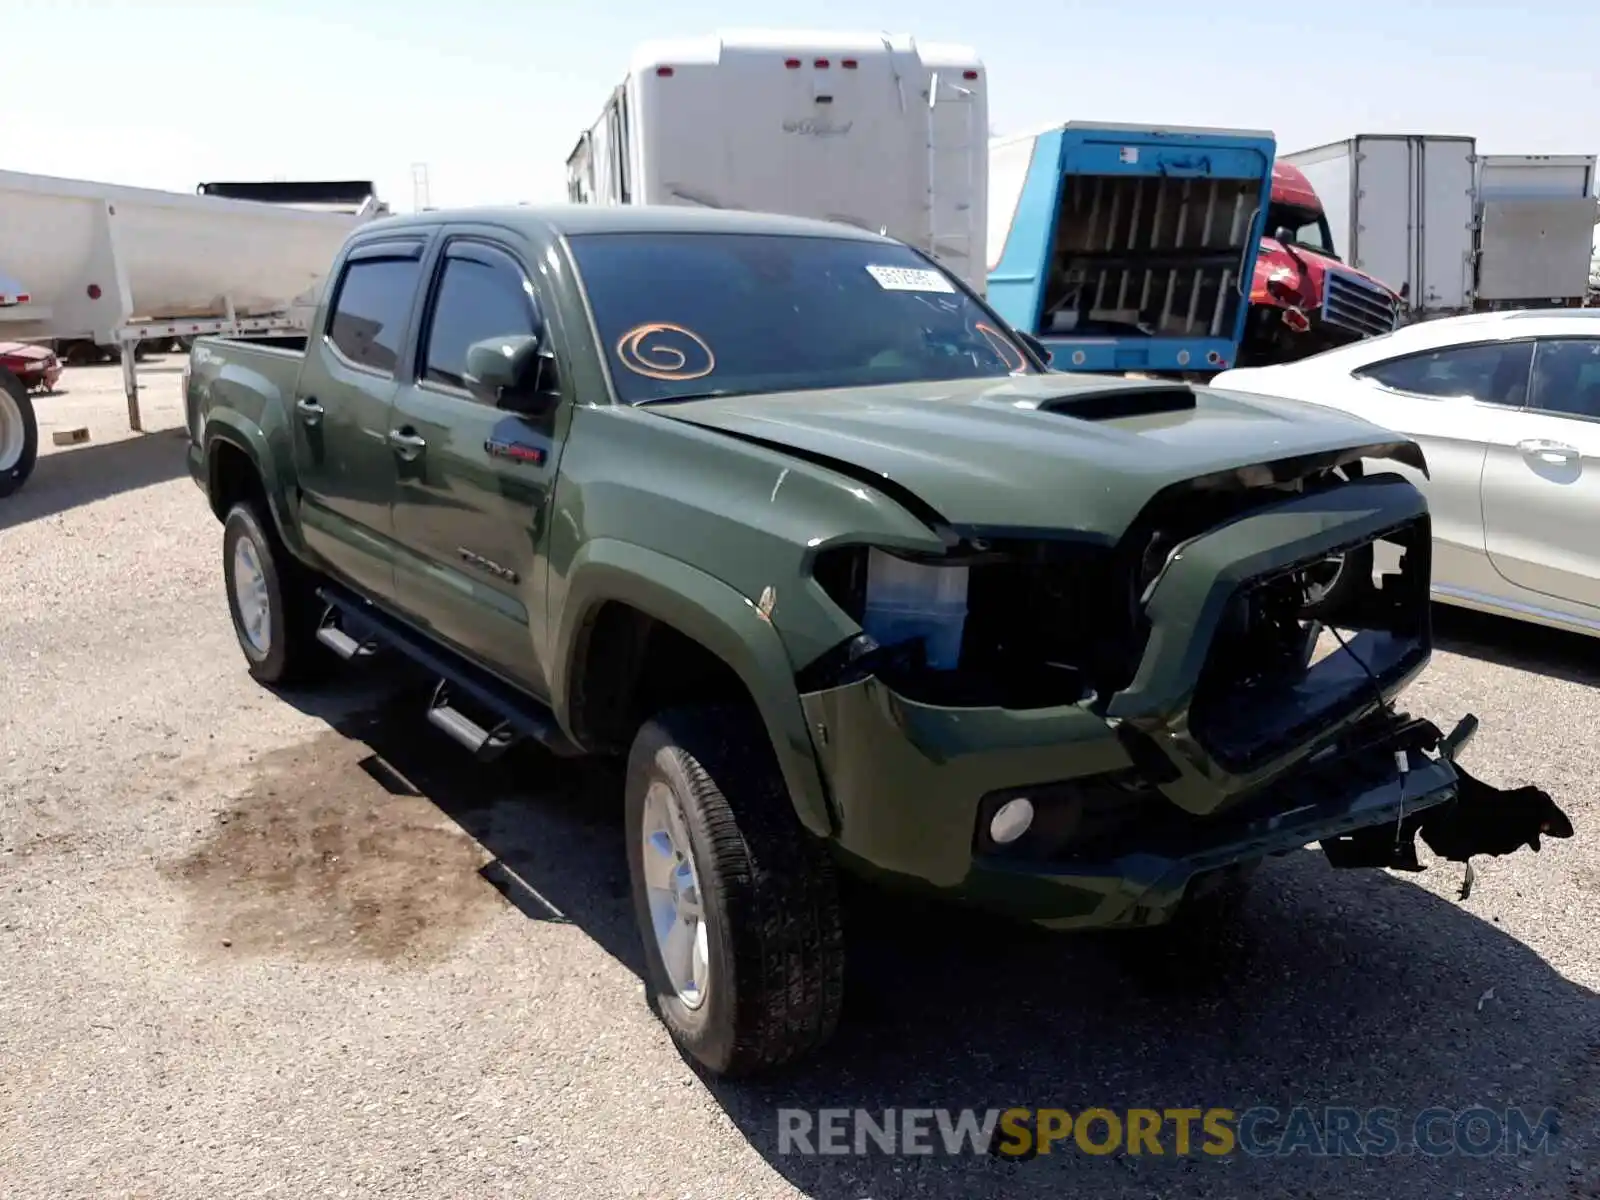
[552,538,835,838]
[202,413,305,558]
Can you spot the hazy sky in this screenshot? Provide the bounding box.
[14,0,1599,212]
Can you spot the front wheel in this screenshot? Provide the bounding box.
[625,706,846,1077]
[221,501,325,685]
[0,370,39,498]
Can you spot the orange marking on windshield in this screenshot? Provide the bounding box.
[615,322,716,381]
[975,323,1027,374]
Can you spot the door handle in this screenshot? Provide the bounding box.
[296,396,324,426]
[388,428,427,461]
[1516,438,1579,466]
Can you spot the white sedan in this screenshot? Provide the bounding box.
[1212,309,1600,639]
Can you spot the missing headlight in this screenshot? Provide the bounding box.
[858,548,969,671]
[806,539,1130,708]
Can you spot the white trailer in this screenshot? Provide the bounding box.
[1284,134,1478,319]
[565,30,989,290]
[0,169,385,430]
[1473,153,1597,307]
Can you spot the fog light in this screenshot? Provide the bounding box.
[989,797,1035,845]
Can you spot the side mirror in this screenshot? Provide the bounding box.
[464,333,559,416]
[1017,330,1053,366]
[1273,226,1296,244]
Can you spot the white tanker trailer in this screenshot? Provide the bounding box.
[0,170,386,495]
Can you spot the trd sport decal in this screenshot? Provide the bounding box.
[485,436,546,465]
[456,547,519,583]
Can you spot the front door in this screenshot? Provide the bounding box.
[1481,335,1600,609]
[388,234,568,698]
[289,237,429,598]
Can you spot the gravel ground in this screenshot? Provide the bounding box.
[1,362,1596,1199]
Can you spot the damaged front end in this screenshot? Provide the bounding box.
[796,446,1573,928]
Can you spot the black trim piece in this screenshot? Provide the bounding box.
[316,583,583,758]
[346,239,426,263]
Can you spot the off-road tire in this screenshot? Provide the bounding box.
[625,705,846,1078]
[0,369,39,499]
[221,501,325,686]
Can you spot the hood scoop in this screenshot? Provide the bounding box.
[1034,384,1197,422]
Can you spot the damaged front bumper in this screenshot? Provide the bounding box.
[802,680,1569,928]
[796,474,1572,929]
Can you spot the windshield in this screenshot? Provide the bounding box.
[1266,203,1337,257]
[565,232,1037,404]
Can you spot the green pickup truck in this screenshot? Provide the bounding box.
[185,205,1571,1077]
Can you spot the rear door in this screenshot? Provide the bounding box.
[289,236,428,598]
[1418,137,1477,311]
[1348,136,1415,294]
[387,231,568,698]
[1349,135,1475,312]
[1481,336,1600,608]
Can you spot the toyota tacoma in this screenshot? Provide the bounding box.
[184,205,1572,1077]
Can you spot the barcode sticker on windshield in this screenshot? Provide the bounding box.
[865,264,956,293]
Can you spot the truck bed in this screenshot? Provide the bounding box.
[185,334,307,444]
[206,333,308,355]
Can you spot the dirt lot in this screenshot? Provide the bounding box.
[1,362,1597,1198]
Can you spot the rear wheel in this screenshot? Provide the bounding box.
[221,501,325,685]
[0,369,39,498]
[625,705,846,1077]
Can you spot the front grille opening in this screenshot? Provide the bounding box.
[1036,173,1258,340]
[1188,516,1433,773]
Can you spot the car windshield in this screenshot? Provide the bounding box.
[565,231,1037,404]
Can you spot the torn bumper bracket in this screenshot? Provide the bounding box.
[1319,714,1575,896]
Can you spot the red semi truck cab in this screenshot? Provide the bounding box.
[1240,161,1401,366]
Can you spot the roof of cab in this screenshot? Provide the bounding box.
[355,203,895,243]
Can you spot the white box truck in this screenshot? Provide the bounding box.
[1284,134,1478,320]
[565,30,988,291]
[1285,136,1598,319]
[1473,153,1597,308]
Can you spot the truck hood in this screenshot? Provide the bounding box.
[652,374,1424,538]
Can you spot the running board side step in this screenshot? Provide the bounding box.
[428,680,519,763]
[315,585,585,760]
[316,606,382,660]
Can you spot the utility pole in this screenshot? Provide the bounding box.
[411,163,432,212]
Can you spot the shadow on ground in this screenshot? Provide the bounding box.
[1433,602,1600,689]
[269,663,1598,1200]
[0,426,188,530]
